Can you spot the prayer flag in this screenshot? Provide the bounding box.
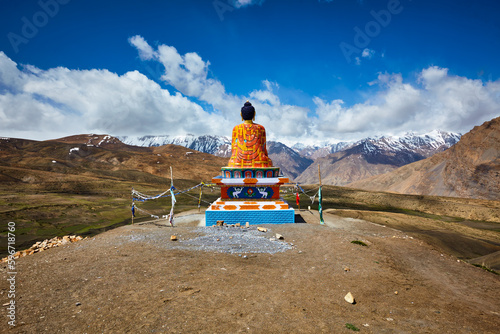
[168,207,174,226]
[170,187,176,205]
[319,186,324,225]
[169,187,176,226]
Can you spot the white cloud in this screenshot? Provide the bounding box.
[355,48,375,65]
[249,80,280,106]
[232,0,265,8]
[128,36,313,141]
[1,40,499,145]
[137,40,240,120]
[128,35,155,61]
[313,68,500,139]
[0,51,226,140]
[416,66,500,132]
[361,48,375,59]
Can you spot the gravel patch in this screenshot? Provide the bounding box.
[178,226,293,254]
[116,225,293,254]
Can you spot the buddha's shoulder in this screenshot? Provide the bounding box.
[247,123,265,130]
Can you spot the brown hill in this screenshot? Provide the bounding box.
[0,134,227,184]
[295,151,396,186]
[347,117,500,200]
[0,135,229,256]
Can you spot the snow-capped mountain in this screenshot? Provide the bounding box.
[292,141,352,160]
[347,118,499,201]
[356,130,462,159]
[118,134,232,157]
[295,130,461,186]
[291,130,460,161]
[118,130,461,184]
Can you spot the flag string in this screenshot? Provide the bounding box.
[131,182,219,222]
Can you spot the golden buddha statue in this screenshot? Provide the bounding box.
[227,101,273,168]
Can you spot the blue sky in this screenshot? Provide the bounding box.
[0,0,499,144]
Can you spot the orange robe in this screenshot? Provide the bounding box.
[227,123,273,168]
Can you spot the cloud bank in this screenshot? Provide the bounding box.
[0,36,499,144]
[0,50,222,139]
[313,68,500,139]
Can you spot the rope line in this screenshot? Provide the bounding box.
[131,182,220,221]
[132,183,219,202]
[285,183,321,205]
[134,206,160,219]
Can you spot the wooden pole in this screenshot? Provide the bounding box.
[318,164,322,186]
[318,164,324,225]
[170,166,173,188]
[169,166,175,226]
[198,182,203,213]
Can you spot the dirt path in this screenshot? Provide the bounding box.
[1,210,499,333]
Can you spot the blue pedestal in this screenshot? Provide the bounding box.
[205,208,295,226]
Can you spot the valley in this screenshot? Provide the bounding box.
[1,133,499,272]
[0,129,499,333]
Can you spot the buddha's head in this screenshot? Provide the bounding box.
[241,101,255,121]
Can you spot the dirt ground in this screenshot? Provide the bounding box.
[1,210,499,333]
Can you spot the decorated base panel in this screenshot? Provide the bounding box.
[205,202,295,226]
[221,185,280,200]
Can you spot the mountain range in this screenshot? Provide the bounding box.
[3,119,498,201]
[347,117,500,200]
[295,130,461,185]
[119,130,461,184]
[118,134,232,157]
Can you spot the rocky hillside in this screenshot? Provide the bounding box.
[295,131,460,186]
[267,141,313,181]
[347,117,500,200]
[0,134,228,183]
